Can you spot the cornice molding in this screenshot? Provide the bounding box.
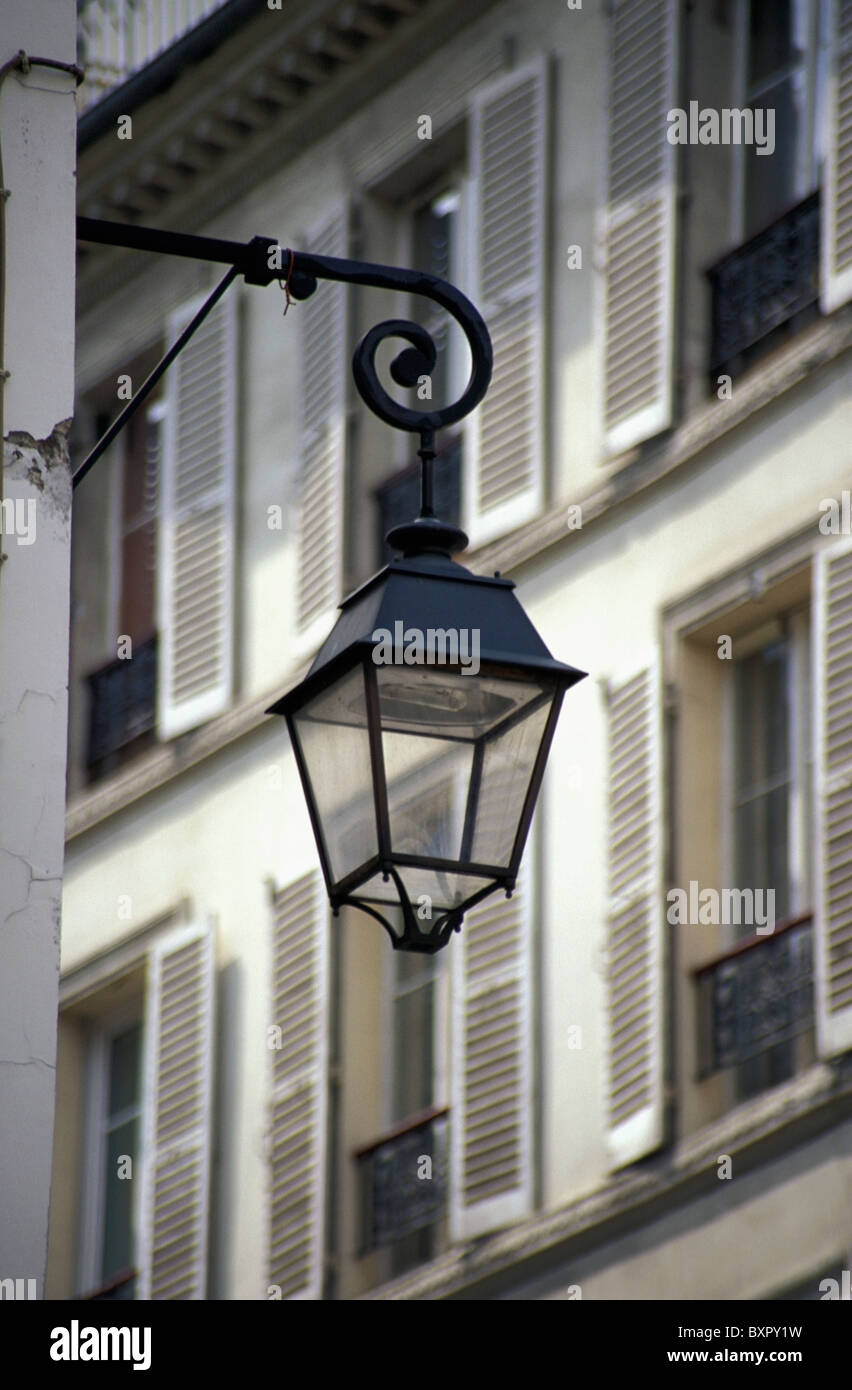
[76,0,503,308]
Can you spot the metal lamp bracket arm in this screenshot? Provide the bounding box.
[73,217,493,489]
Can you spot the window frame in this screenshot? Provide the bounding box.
[77,993,145,1299]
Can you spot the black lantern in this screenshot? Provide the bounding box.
[269,508,586,951]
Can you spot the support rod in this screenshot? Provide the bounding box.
[72,267,238,489]
[74,216,493,496]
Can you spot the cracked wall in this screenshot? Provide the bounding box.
[0,0,77,1298]
[0,427,72,1294]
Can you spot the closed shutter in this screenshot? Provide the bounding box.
[821,0,852,312]
[604,664,664,1168]
[139,921,214,1300]
[267,871,328,1299]
[814,538,852,1055]
[158,291,236,738]
[295,208,348,647]
[603,0,678,455]
[450,844,533,1241]
[465,59,546,548]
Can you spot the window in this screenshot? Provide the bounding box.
[737,0,824,238]
[726,610,813,932]
[84,400,161,783]
[72,286,237,787]
[62,922,214,1301]
[725,612,814,1098]
[80,1002,144,1300]
[384,945,447,1276]
[390,952,444,1127]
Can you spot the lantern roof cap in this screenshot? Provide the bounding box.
[267,548,586,718]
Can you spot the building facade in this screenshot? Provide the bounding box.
[46,0,852,1300]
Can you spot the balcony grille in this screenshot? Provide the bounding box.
[86,634,158,777]
[707,194,821,381]
[357,1109,447,1251]
[696,916,814,1077]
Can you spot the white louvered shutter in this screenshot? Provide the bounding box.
[267,871,328,1299]
[158,291,236,738]
[604,664,664,1168]
[450,847,533,1241]
[139,921,214,1300]
[822,0,852,311]
[814,539,852,1055]
[295,208,348,649]
[603,0,678,455]
[465,60,546,547]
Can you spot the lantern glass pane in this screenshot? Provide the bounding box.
[375,665,542,740]
[382,733,471,862]
[469,693,554,868]
[293,666,376,885]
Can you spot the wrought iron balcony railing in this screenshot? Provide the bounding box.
[86,634,158,778]
[77,0,227,110]
[707,193,821,381]
[695,913,815,1079]
[356,1106,448,1252]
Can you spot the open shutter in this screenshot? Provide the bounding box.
[158,291,236,738]
[450,845,533,1241]
[465,59,546,547]
[267,871,328,1299]
[603,0,678,455]
[295,208,348,649]
[821,0,852,312]
[814,539,852,1055]
[139,921,214,1300]
[604,663,664,1168]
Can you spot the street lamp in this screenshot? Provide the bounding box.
[267,271,586,952]
[73,215,587,952]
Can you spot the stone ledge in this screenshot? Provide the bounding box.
[361,1062,850,1300]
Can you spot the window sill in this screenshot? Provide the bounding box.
[66,664,312,844]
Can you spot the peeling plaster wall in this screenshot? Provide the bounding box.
[0,0,77,1297]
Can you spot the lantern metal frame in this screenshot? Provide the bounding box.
[268,548,586,952]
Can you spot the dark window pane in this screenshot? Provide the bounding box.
[735,640,789,793]
[101,1117,138,1283]
[743,81,801,235]
[107,1023,142,1117]
[734,639,790,929]
[748,0,798,87]
[392,980,434,1123]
